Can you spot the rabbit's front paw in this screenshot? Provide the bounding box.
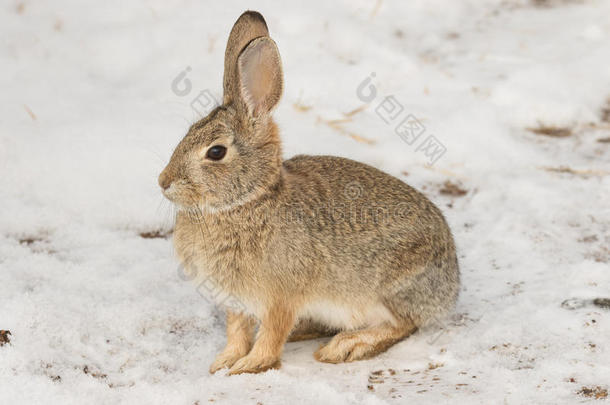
[209,349,247,374]
[228,354,281,375]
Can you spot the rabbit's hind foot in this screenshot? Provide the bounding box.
[313,321,417,363]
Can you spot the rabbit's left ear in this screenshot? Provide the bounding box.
[237,36,283,117]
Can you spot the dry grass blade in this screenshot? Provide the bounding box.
[325,118,352,126]
[23,105,37,121]
[539,166,610,178]
[343,104,368,118]
[317,116,376,145]
[370,0,383,17]
[293,101,312,112]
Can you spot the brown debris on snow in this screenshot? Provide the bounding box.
[18,234,57,254]
[83,365,108,380]
[19,236,44,245]
[139,230,172,239]
[578,386,608,400]
[0,330,11,346]
[527,124,572,138]
[439,181,468,197]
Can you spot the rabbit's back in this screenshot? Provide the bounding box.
[282,154,453,250]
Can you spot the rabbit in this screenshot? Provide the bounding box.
[158,10,460,375]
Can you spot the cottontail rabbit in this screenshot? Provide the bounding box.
[159,11,459,375]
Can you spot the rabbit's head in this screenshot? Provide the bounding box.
[159,11,283,212]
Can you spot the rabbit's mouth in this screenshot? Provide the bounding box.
[161,180,203,207]
[160,183,177,201]
[160,180,179,200]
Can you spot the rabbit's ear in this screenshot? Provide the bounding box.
[223,11,269,105]
[236,37,283,117]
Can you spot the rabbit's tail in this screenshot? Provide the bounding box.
[383,260,460,328]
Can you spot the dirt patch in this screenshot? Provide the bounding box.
[17,234,57,254]
[439,181,467,197]
[83,365,108,380]
[562,298,586,310]
[586,246,610,263]
[578,386,608,400]
[42,363,61,382]
[19,236,45,245]
[593,298,610,309]
[0,330,11,346]
[579,235,598,243]
[562,298,610,310]
[527,125,572,138]
[601,99,610,122]
[531,0,583,8]
[597,137,610,143]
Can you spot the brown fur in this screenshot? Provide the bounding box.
[159,11,460,375]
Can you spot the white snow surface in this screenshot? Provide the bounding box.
[1,0,610,404]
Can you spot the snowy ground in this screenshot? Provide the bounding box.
[1,0,610,403]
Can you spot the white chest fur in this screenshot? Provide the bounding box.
[298,299,397,330]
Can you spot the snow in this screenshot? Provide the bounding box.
[1,0,609,403]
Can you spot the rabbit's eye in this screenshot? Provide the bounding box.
[206,145,227,161]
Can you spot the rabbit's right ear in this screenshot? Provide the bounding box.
[223,11,269,105]
[236,37,283,117]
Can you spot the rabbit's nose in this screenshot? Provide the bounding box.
[158,171,171,190]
